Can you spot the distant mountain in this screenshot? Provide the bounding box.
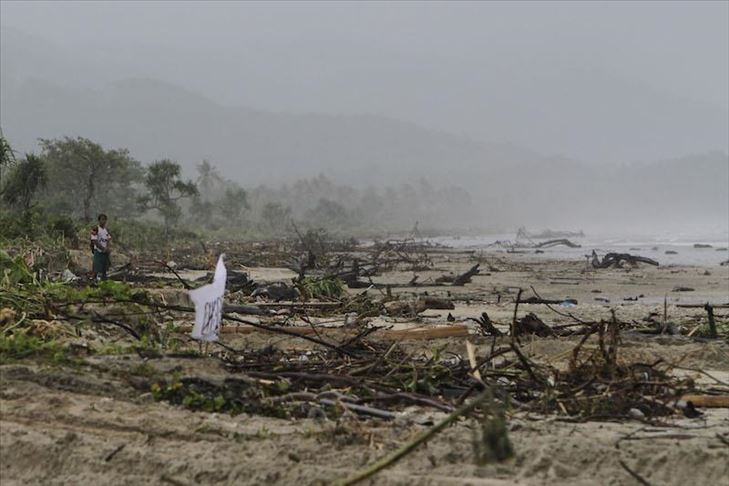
[0,75,541,186]
[1,26,726,231]
[2,24,727,164]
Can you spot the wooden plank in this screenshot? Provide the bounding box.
[384,325,470,340]
[681,395,729,408]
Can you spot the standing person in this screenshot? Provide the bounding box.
[90,213,112,281]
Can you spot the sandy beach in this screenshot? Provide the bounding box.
[2,241,728,486]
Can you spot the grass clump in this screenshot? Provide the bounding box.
[471,395,514,465]
[297,276,344,300]
[0,332,68,365]
[150,375,290,418]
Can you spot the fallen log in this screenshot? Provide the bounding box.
[436,264,480,286]
[453,264,480,286]
[591,251,659,269]
[681,395,729,408]
[384,296,455,316]
[534,239,581,249]
[522,296,578,305]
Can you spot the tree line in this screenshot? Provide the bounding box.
[0,134,475,240]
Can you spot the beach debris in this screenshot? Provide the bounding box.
[189,255,227,342]
[61,269,78,282]
[591,250,659,268]
[436,263,481,286]
[252,282,301,301]
[681,395,729,408]
[384,296,455,316]
[468,312,503,336]
[623,295,644,301]
[522,296,578,305]
[533,238,581,249]
[665,250,678,255]
[195,269,252,292]
[693,243,712,249]
[672,286,695,292]
[513,312,555,337]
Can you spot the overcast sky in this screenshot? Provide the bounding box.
[1,1,728,162]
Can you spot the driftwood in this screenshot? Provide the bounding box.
[517,227,584,239]
[513,313,556,337]
[681,395,729,408]
[384,296,455,316]
[591,251,659,269]
[436,264,480,286]
[522,296,578,305]
[534,239,581,249]
[251,282,300,301]
[468,312,503,336]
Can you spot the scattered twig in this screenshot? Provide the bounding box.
[618,459,653,486]
[336,390,491,486]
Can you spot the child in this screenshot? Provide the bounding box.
[90,213,112,280]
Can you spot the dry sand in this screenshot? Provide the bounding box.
[2,248,728,485]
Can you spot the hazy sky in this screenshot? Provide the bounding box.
[1,1,728,162]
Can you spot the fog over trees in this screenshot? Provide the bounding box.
[1,2,727,234]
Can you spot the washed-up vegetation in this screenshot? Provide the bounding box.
[2,132,728,485]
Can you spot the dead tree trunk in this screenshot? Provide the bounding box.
[452,264,480,286]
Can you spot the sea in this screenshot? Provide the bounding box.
[425,230,729,268]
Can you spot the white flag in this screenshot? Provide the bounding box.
[189,254,227,341]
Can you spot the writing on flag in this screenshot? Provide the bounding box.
[189,254,227,341]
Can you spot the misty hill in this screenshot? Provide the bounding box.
[1,76,541,187]
[1,24,727,232]
[2,23,727,165]
[2,75,728,231]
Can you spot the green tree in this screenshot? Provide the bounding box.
[39,137,143,220]
[2,154,47,212]
[138,160,198,234]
